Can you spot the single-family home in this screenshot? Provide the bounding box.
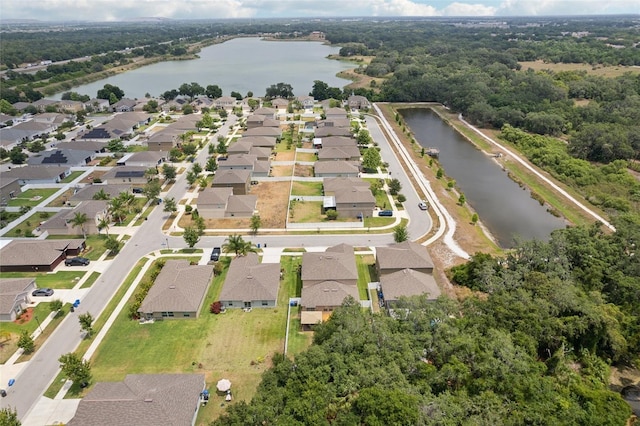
[227,139,253,155]
[191,96,215,110]
[39,200,108,236]
[1,165,72,185]
[239,136,277,149]
[116,151,165,168]
[0,178,21,205]
[102,166,149,185]
[214,96,237,110]
[197,187,257,219]
[0,239,85,272]
[32,99,59,112]
[315,126,352,138]
[317,118,352,129]
[138,260,214,320]
[300,244,359,326]
[146,128,182,152]
[317,145,361,162]
[348,95,371,110]
[243,127,281,138]
[84,98,110,112]
[315,136,357,149]
[246,115,266,129]
[56,141,108,153]
[270,98,289,109]
[379,268,441,309]
[11,102,32,113]
[211,169,252,195]
[112,98,137,112]
[57,100,85,112]
[323,177,375,219]
[324,107,348,120]
[0,278,37,322]
[314,161,360,178]
[375,241,435,277]
[69,184,132,206]
[253,107,277,119]
[297,95,315,110]
[32,112,70,128]
[219,253,280,309]
[27,149,95,167]
[68,374,205,426]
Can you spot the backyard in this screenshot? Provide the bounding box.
[7,188,59,207]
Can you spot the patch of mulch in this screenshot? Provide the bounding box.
[15,307,34,324]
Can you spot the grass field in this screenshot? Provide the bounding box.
[80,271,101,289]
[519,60,640,78]
[295,152,317,162]
[356,255,376,300]
[60,171,84,183]
[0,271,87,289]
[7,188,59,207]
[2,215,40,237]
[289,200,323,222]
[291,181,323,196]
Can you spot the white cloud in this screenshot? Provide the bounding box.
[496,0,639,15]
[443,2,497,16]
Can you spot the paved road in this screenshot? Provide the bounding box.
[1,111,427,420]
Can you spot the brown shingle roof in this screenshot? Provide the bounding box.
[301,246,357,283]
[300,280,359,309]
[0,239,85,267]
[68,374,204,426]
[138,260,213,315]
[380,269,440,302]
[376,241,434,271]
[220,253,280,303]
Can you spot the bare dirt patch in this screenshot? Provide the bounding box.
[80,170,107,184]
[294,165,314,177]
[275,152,295,161]
[48,189,75,207]
[271,165,293,177]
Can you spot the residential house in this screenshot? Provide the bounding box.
[243,127,281,138]
[191,96,215,110]
[57,100,85,112]
[68,374,205,426]
[32,112,69,128]
[317,145,361,162]
[219,253,280,309]
[0,239,85,272]
[324,107,348,120]
[246,115,266,129]
[253,107,277,119]
[138,260,214,320]
[270,98,289,109]
[84,98,110,112]
[116,151,165,168]
[379,269,441,309]
[1,165,72,185]
[300,244,359,326]
[314,160,360,178]
[375,241,434,277]
[314,136,357,149]
[112,98,137,112]
[239,136,277,149]
[0,120,56,149]
[211,169,252,195]
[39,200,108,236]
[117,112,153,128]
[0,113,14,127]
[317,118,351,129]
[227,139,253,155]
[197,187,257,219]
[214,96,237,110]
[32,98,59,112]
[249,146,272,161]
[348,95,371,110]
[0,178,21,205]
[323,177,375,218]
[28,149,95,167]
[315,126,352,138]
[69,184,132,206]
[218,154,258,172]
[0,278,37,322]
[146,128,181,152]
[57,140,108,153]
[297,95,315,110]
[102,166,149,185]
[11,102,32,112]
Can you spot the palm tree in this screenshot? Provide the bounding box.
[92,188,109,200]
[108,197,126,224]
[97,217,110,237]
[69,212,89,239]
[222,234,255,256]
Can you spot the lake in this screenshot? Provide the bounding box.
[52,37,353,100]
[402,108,566,248]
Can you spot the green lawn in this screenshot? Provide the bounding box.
[0,271,87,289]
[291,181,323,196]
[133,205,155,226]
[2,215,39,238]
[80,271,101,289]
[7,188,59,207]
[356,254,376,300]
[60,171,84,183]
[363,216,395,228]
[83,235,111,260]
[295,152,317,162]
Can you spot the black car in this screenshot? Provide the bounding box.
[65,257,90,266]
[210,247,221,261]
[132,187,144,194]
[378,210,393,217]
[32,288,54,297]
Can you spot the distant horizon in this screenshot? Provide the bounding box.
[0,0,638,23]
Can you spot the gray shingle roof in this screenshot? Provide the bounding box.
[212,169,251,185]
[0,239,85,267]
[220,253,280,302]
[138,260,214,315]
[300,280,359,309]
[314,161,359,175]
[68,374,204,426]
[1,165,70,180]
[0,278,35,315]
[376,241,434,271]
[301,245,357,283]
[380,269,441,302]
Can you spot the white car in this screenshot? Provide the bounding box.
[418,201,429,210]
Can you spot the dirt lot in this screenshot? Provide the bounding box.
[294,165,314,177]
[271,165,293,177]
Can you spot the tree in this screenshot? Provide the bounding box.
[183,226,200,248]
[17,330,35,354]
[105,237,120,255]
[59,352,91,386]
[326,210,338,220]
[369,179,383,196]
[393,224,409,243]
[310,80,331,100]
[362,147,382,172]
[0,407,20,426]
[222,234,255,256]
[9,147,27,164]
[356,130,372,146]
[97,217,110,236]
[97,84,124,104]
[458,193,466,205]
[69,212,88,239]
[179,82,204,100]
[78,312,94,338]
[142,180,161,202]
[107,139,125,152]
[142,99,158,113]
[198,176,208,190]
[230,91,243,100]
[250,214,261,235]
[471,213,479,225]
[265,82,294,100]
[162,164,177,181]
[388,178,402,195]
[191,162,202,176]
[205,157,218,172]
[205,84,222,99]
[50,299,63,314]
[247,98,260,111]
[186,170,198,187]
[182,104,194,115]
[145,167,159,181]
[27,139,46,153]
[163,197,177,215]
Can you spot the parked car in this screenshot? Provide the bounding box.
[210,247,221,261]
[65,257,90,266]
[132,187,144,194]
[418,201,429,210]
[378,210,393,217]
[32,288,54,297]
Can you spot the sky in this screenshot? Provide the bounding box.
[0,0,638,22]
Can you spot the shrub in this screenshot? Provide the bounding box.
[396,194,406,203]
[210,301,222,314]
